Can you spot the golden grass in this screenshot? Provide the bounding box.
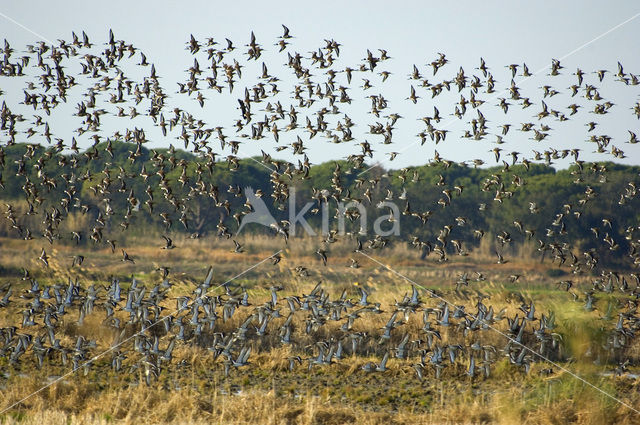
[0,234,639,425]
[2,373,639,425]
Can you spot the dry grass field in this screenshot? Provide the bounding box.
[1,234,639,425]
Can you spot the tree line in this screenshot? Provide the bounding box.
[1,141,638,269]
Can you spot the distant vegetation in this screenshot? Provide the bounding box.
[1,140,639,270]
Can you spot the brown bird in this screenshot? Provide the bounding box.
[316,248,328,266]
[161,235,175,250]
[121,249,135,264]
[39,248,49,267]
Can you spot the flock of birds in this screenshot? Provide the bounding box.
[0,259,638,387]
[0,268,566,383]
[0,25,639,394]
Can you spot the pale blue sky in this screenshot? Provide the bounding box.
[2,1,640,169]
